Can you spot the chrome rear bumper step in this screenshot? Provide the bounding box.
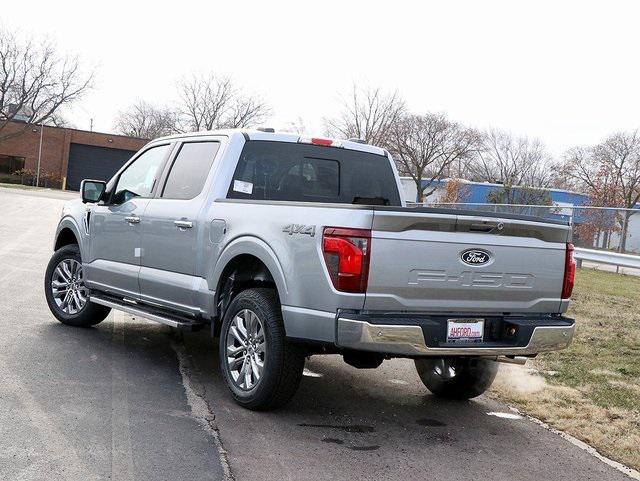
[90,293,206,331]
[336,317,575,357]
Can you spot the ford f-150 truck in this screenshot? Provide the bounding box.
[45,129,576,410]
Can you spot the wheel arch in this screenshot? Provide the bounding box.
[55,227,79,250]
[210,236,288,329]
[54,218,85,256]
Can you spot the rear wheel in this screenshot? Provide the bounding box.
[219,288,305,410]
[415,357,498,400]
[44,244,111,327]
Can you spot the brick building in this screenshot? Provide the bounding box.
[0,121,149,190]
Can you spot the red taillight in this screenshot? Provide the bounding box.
[562,242,576,299]
[322,227,371,293]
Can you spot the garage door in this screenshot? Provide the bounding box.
[66,143,137,191]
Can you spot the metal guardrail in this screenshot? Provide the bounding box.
[574,247,640,270]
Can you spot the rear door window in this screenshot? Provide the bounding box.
[162,141,220,200]
[227,141,401,205]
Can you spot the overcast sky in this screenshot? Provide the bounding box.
[2,0,639,155]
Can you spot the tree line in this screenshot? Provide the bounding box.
[322,86,558,204]
[2,26,639,242]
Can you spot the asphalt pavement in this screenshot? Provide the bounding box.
[0,189,223,481]
[0,188,634,481]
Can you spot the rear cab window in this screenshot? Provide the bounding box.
[227,141,401,205]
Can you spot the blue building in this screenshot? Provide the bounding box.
[400,177,588,209]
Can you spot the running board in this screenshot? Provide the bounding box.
[90,293,207,331]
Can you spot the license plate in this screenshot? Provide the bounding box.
[446,318,485,343]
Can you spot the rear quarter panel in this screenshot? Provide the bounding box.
[203,200,373,311]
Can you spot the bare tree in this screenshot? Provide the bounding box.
[0,28,92,141]
[176,74,270,132]
[324,85,405,146]
[466,129,554,205]
[389,112,482,202]
[562,130,640,251]
[469,129,553,186]
[114,100,177,139]
[281,117,307,134]
[597,133,640,241]
[226,96,270,129]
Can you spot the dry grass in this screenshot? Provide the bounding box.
[491,268,640,471]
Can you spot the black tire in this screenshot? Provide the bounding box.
[44,244,111,327]
[219,288,305,410]
[415,357,498,400]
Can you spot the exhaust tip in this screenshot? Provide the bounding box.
[495,356,528,365]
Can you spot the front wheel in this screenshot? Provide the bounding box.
[44,244,111,327]
[415,357,498,400]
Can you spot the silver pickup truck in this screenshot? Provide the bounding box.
[45,129,576,410]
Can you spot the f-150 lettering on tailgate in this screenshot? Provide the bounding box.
[408,270,534,288]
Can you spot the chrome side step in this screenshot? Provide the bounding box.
[91,293,206,331]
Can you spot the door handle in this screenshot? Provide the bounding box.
[125,216,140,224]
[174,220,193,229]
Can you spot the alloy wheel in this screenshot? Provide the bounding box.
[51,258,88,315]
[226,309,266,390]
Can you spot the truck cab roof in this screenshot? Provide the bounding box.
[153,129,387,157]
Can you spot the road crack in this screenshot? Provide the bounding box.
[171,335,234,481]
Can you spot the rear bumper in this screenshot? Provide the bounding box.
[336,313,575,357]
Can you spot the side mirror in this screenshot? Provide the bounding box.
[81,179,107,204]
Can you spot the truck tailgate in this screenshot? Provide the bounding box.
[364,208,571,314]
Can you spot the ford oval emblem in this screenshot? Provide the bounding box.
[461,249,491,266]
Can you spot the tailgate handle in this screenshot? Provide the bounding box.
[469,223,495,232]
[469,222,504,233]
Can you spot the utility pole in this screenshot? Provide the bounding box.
[36,123,44,187]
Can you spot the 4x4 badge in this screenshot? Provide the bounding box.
[282,224,316,237]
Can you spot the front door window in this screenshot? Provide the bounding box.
[112,145,169,204]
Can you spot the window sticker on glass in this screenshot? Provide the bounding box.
[233,180,253,194]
